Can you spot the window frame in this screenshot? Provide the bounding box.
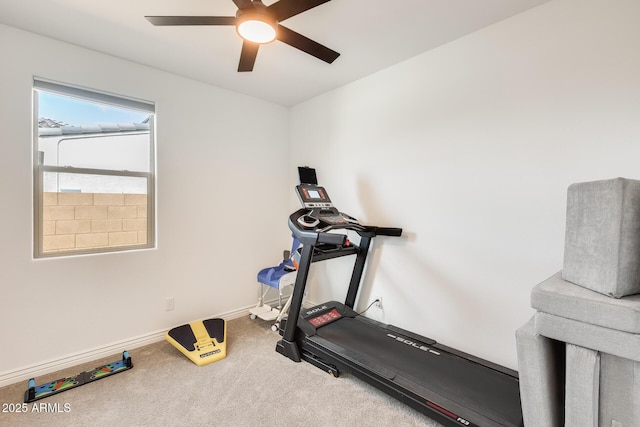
[33,78,156,258]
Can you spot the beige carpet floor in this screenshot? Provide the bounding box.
[0,316,442,426]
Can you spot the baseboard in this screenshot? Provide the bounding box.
[0,303,260,388]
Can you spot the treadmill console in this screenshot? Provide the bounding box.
[289,174,401,245]
[296,184,334,209]
[294,183,355,229]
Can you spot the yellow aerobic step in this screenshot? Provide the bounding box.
[166,318,227,366]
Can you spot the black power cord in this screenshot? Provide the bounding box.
[357,299,380,315]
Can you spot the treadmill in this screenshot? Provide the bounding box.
[276,176,523,427]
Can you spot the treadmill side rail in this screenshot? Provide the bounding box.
[300,351,339,377]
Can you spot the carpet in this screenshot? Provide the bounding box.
[0,316,441,426]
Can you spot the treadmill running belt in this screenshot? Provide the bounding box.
[314,316,522,426]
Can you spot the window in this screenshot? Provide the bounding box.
[33,79,155,257]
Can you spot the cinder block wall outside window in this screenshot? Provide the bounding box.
[42,192,147,252]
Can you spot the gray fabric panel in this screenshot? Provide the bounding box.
[565,344,599,427]
[515,317,564,427]
[599,353,635,427]
[531,272,640,333]
[562,178,640,298]
[534,312,640,363]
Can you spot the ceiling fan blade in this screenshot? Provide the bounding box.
[232,0,253,10]
[276,25,340,64]
[238,41,260,72]
[145,16,236,26]
[267,0,331,22]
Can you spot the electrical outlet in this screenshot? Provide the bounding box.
[374,297,383,309]
[165,297,175,311]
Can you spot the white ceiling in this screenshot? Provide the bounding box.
[0,0,550,106]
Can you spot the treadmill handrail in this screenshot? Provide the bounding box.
[287,215,347,246]
[372,226,403,237]
[288,208,403,245]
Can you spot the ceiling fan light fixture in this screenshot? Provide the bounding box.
[145,0,340,72]
[236,14,277,44]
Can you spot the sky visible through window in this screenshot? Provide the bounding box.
[39,91,149,126]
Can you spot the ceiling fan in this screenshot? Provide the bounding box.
[145,0,340,72]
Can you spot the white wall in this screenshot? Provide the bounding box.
[289,0,640,369]
[0,25,290,384]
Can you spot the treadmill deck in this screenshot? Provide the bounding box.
[302,310,522,427]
